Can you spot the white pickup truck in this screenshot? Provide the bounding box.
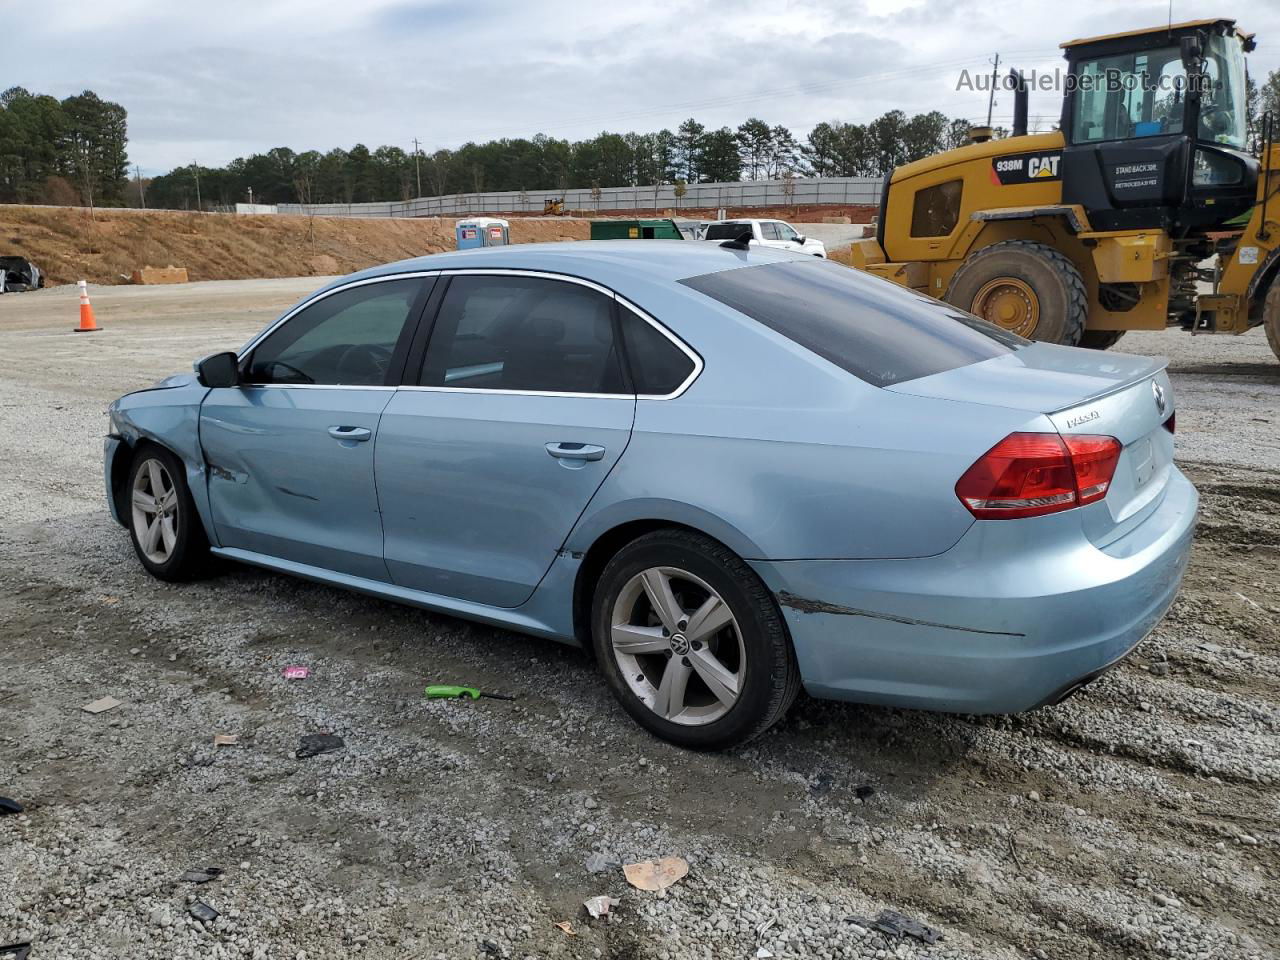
[701,219,827,257]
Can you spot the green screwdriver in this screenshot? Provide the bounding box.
[424,684,515,701]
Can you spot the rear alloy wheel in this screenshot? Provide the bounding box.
[127,446,208,581]
[592,530,800,749]
[946,239,1088,345]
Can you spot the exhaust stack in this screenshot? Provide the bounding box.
[1010,69,1028,137]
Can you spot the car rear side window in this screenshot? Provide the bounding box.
[679,260,1024,388]
[620,306,696,396]
[704,223,751,241]
[419,275,626,394]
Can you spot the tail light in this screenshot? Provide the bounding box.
[956,432,1122,520]
[1163,412,1175,433]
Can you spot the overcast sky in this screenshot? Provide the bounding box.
[13,0,1280,175]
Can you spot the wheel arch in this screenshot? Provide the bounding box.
[567,508,768,651]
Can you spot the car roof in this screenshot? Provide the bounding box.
[332,240,808,292]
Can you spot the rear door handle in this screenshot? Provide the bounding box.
[545,442,606,461]
[328,425,371,442]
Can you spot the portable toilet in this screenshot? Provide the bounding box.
[456,217,510,250]
[589,218,684,240]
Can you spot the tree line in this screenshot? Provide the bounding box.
[143,111,974,210]
[5,70,1280,212]
[0,87,129,206]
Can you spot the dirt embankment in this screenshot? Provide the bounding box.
[0,206,590,286]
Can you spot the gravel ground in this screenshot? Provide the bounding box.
[0,280,1277,960]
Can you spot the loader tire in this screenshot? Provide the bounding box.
[1079,330,1126,350]
[946,240,1088,346]
[1265,284,1280,364]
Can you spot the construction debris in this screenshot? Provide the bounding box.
[80,696,121,714]
[873,909,943,944]
[179,867,224,884]
[583,895,620,918]
[622,856,689,893]
[296,733,344,759]
[0,797,23,815]
[189,901,219,922]
[129,265,189,285]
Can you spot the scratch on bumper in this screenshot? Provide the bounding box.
[776,591,1025,638]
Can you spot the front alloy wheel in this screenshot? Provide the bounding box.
[132,458,179,564]
[126,446,209,581]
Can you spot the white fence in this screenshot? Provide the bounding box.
[276,177,883,218]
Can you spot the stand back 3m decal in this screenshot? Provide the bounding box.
[990,151,1062,185]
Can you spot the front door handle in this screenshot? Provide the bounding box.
[328,425,372,442]
[545,442,606,461]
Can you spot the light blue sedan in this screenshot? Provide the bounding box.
[105,241,1197,749]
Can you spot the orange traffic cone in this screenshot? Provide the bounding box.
[74,280,100,332]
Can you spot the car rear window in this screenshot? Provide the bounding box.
[679,259,1025,387]
[704,223,752,241]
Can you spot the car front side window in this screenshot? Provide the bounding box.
[777,223,798,241]
[245,278,424,386]
[759,222,781,240]
[418,274,626,395]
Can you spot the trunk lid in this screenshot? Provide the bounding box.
[889,342,1176,545]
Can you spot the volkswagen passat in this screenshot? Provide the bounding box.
[105,242,1197,749]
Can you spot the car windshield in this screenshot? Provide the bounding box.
[1200,33,1248,149]
[704,223,751,240]
[1070,33,1248,149]
[680,259,1025,388]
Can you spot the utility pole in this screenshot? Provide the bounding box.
[135,164,146,209]
[192,161,201,211]
[987,53,1000,126]
[412,137,423,197]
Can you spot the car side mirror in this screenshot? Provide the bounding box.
[1180,35,1203,72]
[196,351,240,388]
[795,234,806,243]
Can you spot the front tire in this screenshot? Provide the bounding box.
[946,239,1088,345]
[127,445,209,581]
[591,529,800,750]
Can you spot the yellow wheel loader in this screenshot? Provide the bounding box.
[850,18,1280,361]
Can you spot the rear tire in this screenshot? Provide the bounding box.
[1265,284,1280,364]
[127,445,209,582]
[1079,330,1126,350]
[946,239,1088,346]
[591,529,800,750]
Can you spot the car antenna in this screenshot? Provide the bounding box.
[719,229,753,251]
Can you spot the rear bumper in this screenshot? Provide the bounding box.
[750,468,1198,714]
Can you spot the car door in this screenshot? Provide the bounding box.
[774,221,804,252]
[200,274,432,581]
[376,271,636,608]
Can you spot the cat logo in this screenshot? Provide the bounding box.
[990,150,1063,186]
[1028,155,1060,178]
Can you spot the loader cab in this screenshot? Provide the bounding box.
[1060,18,1258,236]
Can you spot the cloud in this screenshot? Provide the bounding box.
[10,0,1279,173]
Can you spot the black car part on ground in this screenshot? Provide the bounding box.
[0,257,43,293]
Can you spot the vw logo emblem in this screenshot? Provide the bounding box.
[669,633,691,656]
[1152,380,1167,416]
